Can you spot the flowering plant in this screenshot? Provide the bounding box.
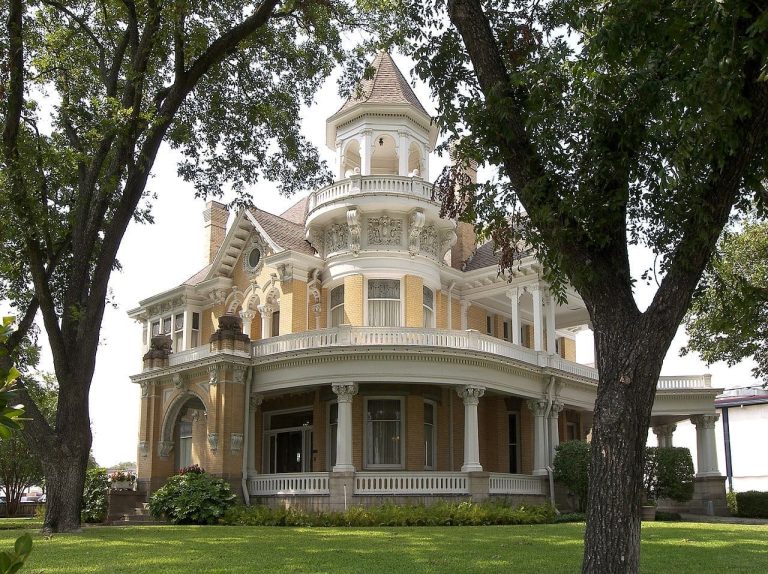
[178,464,205,475]
[109,470,137,483]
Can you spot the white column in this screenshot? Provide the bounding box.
[508,288,521,345]
[361,131,372,176]
[652,423,676,448]
[691,414,721,477]
[548,401,564,465]
[336,140,344,179]
[457,385,485,472]
[531,285,543,352]
[240,310,255,339]
[248,396,263,475]
[332,383,358,472]
[461,300,470,330]
[545,294,556,354]
[398,131,409,176]
[528,399,549,476]
[257,304,272,339]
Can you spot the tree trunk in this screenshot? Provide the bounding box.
[582,317,674,573]
[41,437,91,532]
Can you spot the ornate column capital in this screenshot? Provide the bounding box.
[652,423,677,437]
[506,287,520,302]
[691,414,719,430]
[257,304,274,319]
[239,310,256,321]
[332,382,359,403]
[549,400,564,417]
[457,385,485,405]
[527,399,548,417]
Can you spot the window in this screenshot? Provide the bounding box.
[486,315,493,336]
[328,402,338,468]
[423,286,434,328]
[163,316,172,335]
[503,321,509,341]
[567,421,578,441]
[508,413,519,473]
[264,409,313,474]
[424,401,436,470]
[151,321,160,337]
[330,285,345,327]
[191,312,200,347]
[173,313,184,352]
[365,398,403,468]
[179,421,193,469]
[272,311,280,337]
[367,279,400,327]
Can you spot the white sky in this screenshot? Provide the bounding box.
[26,53,759,467]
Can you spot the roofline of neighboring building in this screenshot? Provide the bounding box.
[716,394,768,408]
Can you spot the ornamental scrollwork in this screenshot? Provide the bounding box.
[408,210,425,256]
[326,223,349,254]
[420,225,438,257]
[347,208,361,255]
[368,216,402,246]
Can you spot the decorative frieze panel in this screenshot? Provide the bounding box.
[419,225,438,257]
[347,208,361,255]
[326,223,349,254]
[408,210,425,256]
[158,441,174,458]
[138,441,149,458]
[230,433,244,452]
[208,432,219,452]
[368,216,402,246]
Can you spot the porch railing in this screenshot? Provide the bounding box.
[657,375,712,390]
[488,473,547,495]
[248,472,329,496]
[354,472,468,495]
[168,346,213,366]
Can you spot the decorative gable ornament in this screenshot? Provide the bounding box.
[244,234,270,276]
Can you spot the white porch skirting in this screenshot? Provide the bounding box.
[489,473,547,495]
[249,473,329,495]
[354,472,469,495]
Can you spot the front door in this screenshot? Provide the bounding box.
[265,409,313,473]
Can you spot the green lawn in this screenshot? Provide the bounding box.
[1,522,766,573]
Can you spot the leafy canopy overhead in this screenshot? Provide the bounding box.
[683,220,768,384]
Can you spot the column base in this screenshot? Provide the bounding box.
[332,464,356,473]
[329,471,356,512]
[532,469,548,477]
[461,463,483,472]
[691,475,728,516]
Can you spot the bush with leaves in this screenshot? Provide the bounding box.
[149,469,235,524]
[643,447,695,504]
[81,468,109,523]
[734,491,768,518]
[553,440,591,511]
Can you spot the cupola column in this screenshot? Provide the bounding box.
[361,131,372,176]
[257,305,273,339]
[398,131,409,176]
[332,383,358,472]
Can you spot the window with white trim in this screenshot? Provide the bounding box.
[173,313,184,352]
[367,279,401,327]
[365,398,403,468]
[508,412,520,473]
[424,400,436,470]
[423,286,434,328]
[191,312,200,347]
[179,421,193,469]
[330,285,345,327]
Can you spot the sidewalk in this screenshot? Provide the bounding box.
[680,513,768,526]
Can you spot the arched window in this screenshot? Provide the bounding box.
[370,134,398,175]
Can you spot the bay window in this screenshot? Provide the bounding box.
[330,285,345,327]
[368,279,401,327]
[423,286,434,328]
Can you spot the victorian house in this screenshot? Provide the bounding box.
[128,53,726,514]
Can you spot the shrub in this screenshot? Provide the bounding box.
[221,501,556,527]
[727,489,738,515]
[654,511,683,521]
[553,512,586,523]
[149,470,235,524]
[81,468,109,523]
[735,491,768,518]
[644,447,695,504]
[553,440,590,511]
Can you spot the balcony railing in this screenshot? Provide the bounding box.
[168,346,213,366]
[488,473,547,495]
[354,472,468,495]
[657,375,712,390]
[248,472,329,496]
[307,175,435,213]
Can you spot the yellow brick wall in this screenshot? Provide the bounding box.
[344,275,364,326]
[451,300,461,330]
[494,315,505,340]
[562,337,576,361]
[278,278,308,335]
[404,275,424,327]
[318,288,328,329]
[468,306,486,332]
[436,290,447,329]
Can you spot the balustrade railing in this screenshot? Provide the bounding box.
[488,473,547,495]
[354,472,468,495]
[168,346,213,366]
[248,473,329,496]
[657,375,712,390]
[307,175,435,212]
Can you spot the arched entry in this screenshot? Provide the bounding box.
[168,395,207,470]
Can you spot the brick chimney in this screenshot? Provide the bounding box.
[447,144,479,269]
[203,201,228,264]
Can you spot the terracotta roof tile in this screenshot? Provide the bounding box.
[337,52,429,116]
[250,208,316,256]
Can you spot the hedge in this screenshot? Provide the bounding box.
[734,491,768,518]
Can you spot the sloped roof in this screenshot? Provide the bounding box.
[279,196,309,225]
[336,52,429,116]
[462,241,500,271]
[250,208,315,256]
[183,264,213,286]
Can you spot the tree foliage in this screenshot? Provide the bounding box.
[0,0,361,532]
[683,219,768,384]
[367,0,768,570]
